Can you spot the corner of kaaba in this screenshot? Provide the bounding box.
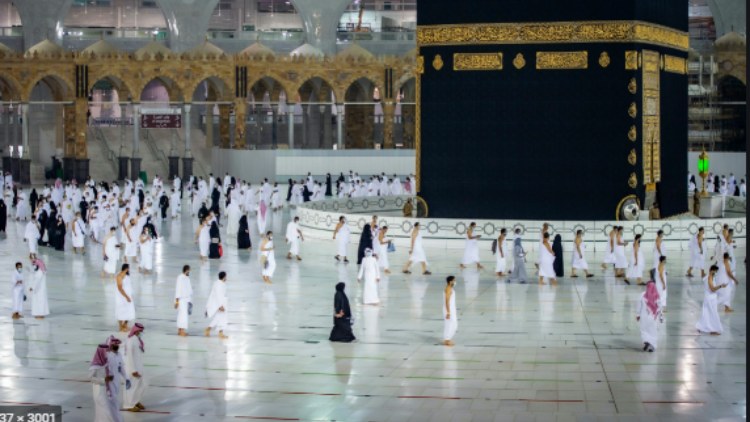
[417,0,689,220]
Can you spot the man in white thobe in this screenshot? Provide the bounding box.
[170,189,181,219]
[124,323,146,412]
[205,271,229,339]
[11,262,24,319]
[175,265,193,336]
[285,216,304,261]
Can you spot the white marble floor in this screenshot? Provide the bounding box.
[0,204,745,422]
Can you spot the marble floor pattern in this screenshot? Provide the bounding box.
[0,204,745,422]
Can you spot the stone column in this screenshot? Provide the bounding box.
[2,108,10,172]
[383,101,395,149]
[74,98,89,181]
[183,104,192,158]
[168,131,179,179]
[19,103,30,185]
[118,118,128,180]
[205,105,214,147]
[291,0,353,56]
[156,0,219,52]
[288,104,295,149]
[182,103,193,180]
[10,107,19,181]
[233,98,246,149]
[336,103,344,149]
[130,104,141,181]
[62,103,76,180]
[218,104,231,148]
[323,104,333,149]
[14,0,74,50]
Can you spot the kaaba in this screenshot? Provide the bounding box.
[417,0,688,220]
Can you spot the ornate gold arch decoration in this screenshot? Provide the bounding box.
[417,21,689,52]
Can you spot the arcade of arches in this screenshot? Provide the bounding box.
[0,44,417,183]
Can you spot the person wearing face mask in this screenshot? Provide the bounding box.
[124,323,146,412]
[11,262,24,319]
[260,231,276,284]
[115,264,135,332]
[174,265,193,337]
[28,258,49,319]
[105,336,130,420]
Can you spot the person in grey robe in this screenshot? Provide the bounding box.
[509,236,528,284]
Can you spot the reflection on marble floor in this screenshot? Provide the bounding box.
[0,205,746,422]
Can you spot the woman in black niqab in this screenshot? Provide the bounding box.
[325,173,332,197]
[208,221,221,259]
[552,234,564,277]
[53,214,66,251]
[0,198,6,233]
[237,214,252,249]
[329,282,355,342]
[286,179,293,202]
[356,224,373,265]
[29,189,38,212]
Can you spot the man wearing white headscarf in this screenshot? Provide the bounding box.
[28,258,49,319]
[358,248,381,305]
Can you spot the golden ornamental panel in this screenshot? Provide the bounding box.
[628,77,637,94]
[453,52,503,71]
[628,172,638,189]
[416,56,425,74]
[512,53,526,69]
[432,54,444,71]
[535,51,588,70]
[628,102,637,118]
[598,51,610,68]
[628,125,637,142]
[641,50,661,185]
[625,50,639,70]
[417,21,688,51]
[628,148,637,166]
[663,55,687,74]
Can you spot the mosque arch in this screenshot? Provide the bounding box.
[187,76,233,103]
[0,74,23,102]
[87,75,134,121]
[24,73,74,102]
[344,77,380,149]
[716,75,746,151]
[138,76,184,104]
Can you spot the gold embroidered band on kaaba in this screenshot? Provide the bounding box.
[417,21,689,52]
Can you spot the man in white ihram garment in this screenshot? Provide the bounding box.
[460,221,483,269]
[170,188,181,219]
[174,265,193,337]
[443,276,457,346]
[205,271,229,339]
[285,216,304,261]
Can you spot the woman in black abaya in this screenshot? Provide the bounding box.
[329,282,355,342]
[208,221,222,259]
[0,198,6,233]
[552,234,564,277]
[325,173,332,197]
[29,189,38,213]
[53,214,66,251]
[237,215,252,250]
[356,224,373,265]
[286,179,293,202]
